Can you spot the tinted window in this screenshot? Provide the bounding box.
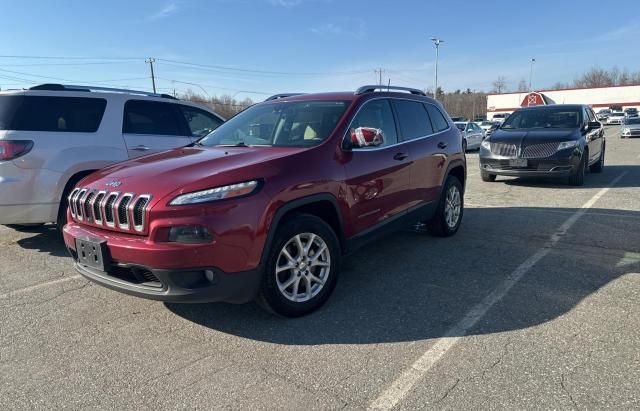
[425,104,449,132]
[123,100,186,136]
[350,99,398,148]
[455,123,466,131]
[0,96,106,132]
[199,100,348,147]
[393,100,433,141]
[179,105,223,138]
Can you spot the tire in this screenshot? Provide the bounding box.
[481,170,497,182]
[256,213,341,317]
[589,144,605,173]
[568,153,586,186]
[426,175,464,237]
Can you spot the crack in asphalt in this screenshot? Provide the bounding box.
[561,373,579,410]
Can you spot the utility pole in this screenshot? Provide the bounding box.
[145,58,157,93]
[529,58,536,91]
[430,37,444,100]
[374,68,385,85]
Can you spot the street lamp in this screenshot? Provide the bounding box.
[430,37,444,99]
[529,58,536,91]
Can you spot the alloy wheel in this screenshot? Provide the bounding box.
[444,185,462,229]
[275,233,331,303]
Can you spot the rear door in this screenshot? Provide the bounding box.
[583,107,602,162]
[393,100,449,207]
[343,98,413,234]
[122,100,192,158]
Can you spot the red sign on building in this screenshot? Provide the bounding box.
[520,92,547,107]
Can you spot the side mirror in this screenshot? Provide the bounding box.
[350,127,384,148]
[587,121,601,131]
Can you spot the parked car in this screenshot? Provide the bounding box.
[491,113,510,124]
[0,84,225,229]
[484,122,500,139]
[450,116,468,122]
[478,120,497,133]
[455,121,484,151]
[624,107,638,117]
[479,104,605,186]
[621,116,640,138]
[63,85,467,317]
[607,112,625,125]
[596,108,611,121]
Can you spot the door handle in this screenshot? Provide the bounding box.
[393,152,409,161]
[131,145,150,151]
[437,142,448,149]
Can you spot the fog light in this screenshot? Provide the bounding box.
[168,225,213,244]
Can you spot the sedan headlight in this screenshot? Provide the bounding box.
[169,180,260,205]
[622,128,631,135]
[557,140,579,151]
[481,140,491,150]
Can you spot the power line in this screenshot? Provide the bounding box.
[155,77,274,96]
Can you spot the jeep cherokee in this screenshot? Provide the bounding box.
[63,85,466,317]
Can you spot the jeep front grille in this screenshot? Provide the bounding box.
[70,189,152,233]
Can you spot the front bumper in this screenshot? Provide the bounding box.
[479,152,581,177]
[64,223,262,303]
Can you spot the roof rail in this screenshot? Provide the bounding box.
[355,85,427,96]
[265,93,306,101]
[28,84,177,99]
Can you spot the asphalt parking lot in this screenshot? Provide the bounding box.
[1,126,638,410]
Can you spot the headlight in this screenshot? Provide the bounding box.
[169,180,259,205]
[481,140,491,150]
[557,140,578,151]
[623,128,631,134]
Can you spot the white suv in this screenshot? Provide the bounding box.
[0,84,224,229]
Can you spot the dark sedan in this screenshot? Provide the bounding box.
[479,105,605,186]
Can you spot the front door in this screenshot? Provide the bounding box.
[343,99,413,234]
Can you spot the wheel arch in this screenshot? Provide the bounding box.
[260,193,346,266]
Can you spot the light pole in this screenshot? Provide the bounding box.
[529,58,536,91]
[430,37,444,99]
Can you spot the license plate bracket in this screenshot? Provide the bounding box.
[509,158,528,167]
[75,238,109,272]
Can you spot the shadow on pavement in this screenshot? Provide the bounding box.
[13,225,69,258]
[500,165,638,189]
[166,205,640,345]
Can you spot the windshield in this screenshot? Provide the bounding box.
[455,123,466,131]
[625,117,640,125]
[198,100,349,147]
[611,112,624,117]
[501,107,582,129]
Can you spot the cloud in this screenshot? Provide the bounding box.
[310,18,366,40]
[147,2,180,20]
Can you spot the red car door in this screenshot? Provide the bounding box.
[343,98,413,234]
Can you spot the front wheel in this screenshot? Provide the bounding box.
[568,153,586,186]
[589,145,605,173]
[426,175,464,237]
[256,213,340,317]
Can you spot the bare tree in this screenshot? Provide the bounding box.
[181,89,254,119]
[492,76,508,93]
[517,78,528,92]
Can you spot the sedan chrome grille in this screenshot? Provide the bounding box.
[70,189,152,233]
[490,142,518,157]
[522,142,560,159]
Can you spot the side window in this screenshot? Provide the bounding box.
[424,103,449,132]
[6,96,106,132]
[392,99,434,141]
[123,100,187,136]
[350,99,398,148]
[179,105,224,138]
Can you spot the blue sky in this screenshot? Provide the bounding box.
[0,0,638,99]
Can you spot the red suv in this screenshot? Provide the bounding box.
[63,86,466,317]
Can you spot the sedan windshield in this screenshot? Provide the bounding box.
[198,100,349,147]
[501,107,582,129]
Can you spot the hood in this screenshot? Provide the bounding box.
[489,128,580,146]
[625,123,640,129]
[80,145,308,201]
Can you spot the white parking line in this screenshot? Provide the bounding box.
[369,172,628,410]
[0,275,83,300]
